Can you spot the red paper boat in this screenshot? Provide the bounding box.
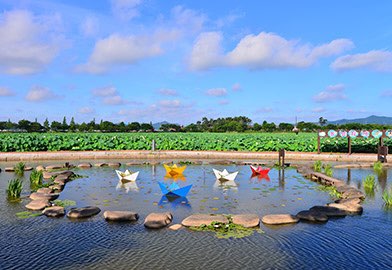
[250,165,270,175]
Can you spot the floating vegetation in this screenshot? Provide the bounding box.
[16,211,42,219]
[313,161,322,172]
[189,216,263,239]
[14,162,25,177]
[53,199,76,208]
[382,188,392,207]
[323,164,333,177]
[7,178,23,200]
[30,169,43,187]
[317,185,341,199]
[373,161,383,174]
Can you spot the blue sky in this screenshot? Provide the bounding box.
[0,0,391,125]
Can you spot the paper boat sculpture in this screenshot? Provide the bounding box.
[163,164,186,177]
[158,181,192,198]
[115,169,139,181]
[250,165,270,175]
[213,169,239,182]
[116,180,139,193]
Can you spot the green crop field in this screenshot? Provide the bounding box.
[0,133,390,153]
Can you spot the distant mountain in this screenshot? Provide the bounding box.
[329,115,392,125]
[152,121,170,130]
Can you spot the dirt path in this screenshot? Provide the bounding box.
[0,150,384,163]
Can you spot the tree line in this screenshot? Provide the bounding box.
[0,116,391,133]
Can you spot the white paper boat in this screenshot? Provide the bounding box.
[213,169,239,182]
[116,180,139,193]
[115,169,139,181]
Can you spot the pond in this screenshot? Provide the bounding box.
[0,162,391,269]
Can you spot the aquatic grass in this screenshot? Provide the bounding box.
[317,185,341,199]
[373,161,383,174]
[382,188,392,207]
[53,199,76,208]
[363,175,376,191]
[29,169,43,187]
[7,178,23,200]
[323,164,334,177]
[16,211,42,219]
[313,160,322,172]
[14,162,25,176]
[189,216,263,239]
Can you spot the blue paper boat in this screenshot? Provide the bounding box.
[158,182,192,198]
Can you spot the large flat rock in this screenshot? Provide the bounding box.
[43,206,65,217]
[103,211,139,222]
[144,212,172,229]
[261,214,299,225]
[36,187,53,194]
[182,214,228,227]
[328,203,363,215]
[78,163,92,168]
[309,206,347,217]
[296,210,329,222]
[30,192,59,201]
[26,200,51,211]
[67,206,101,219]
[232,214,260,228]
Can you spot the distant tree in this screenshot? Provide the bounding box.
[69,117,76,132]
[43,118,50,131]
[51,121,62,131]
[319,117,327,126]
[278,123,294,132]
[62,116,68,130]
[127,122,141,131]
[140,123,154,131]
[18,119,31,131]
[253,123,262,131]
[161,123,182,132]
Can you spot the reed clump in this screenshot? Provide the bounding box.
[7,178,23,200]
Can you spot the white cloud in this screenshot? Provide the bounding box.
[331,50,392,72]
[77,34,163,74]
[189,31,353,71]
[78,107,95,114]
[103,95,127,105]
[189,32,224,71]
[312,107,326,113]
[206,88,227,97]
[111,0,142,21]
[0,10,60,75]
[232,83,241,91]
[313,84,347,103]
[80,16,99,37]
[158,89,178,96]
[381,90,392,97]
[25,86,58,102]
[159,99,181,107]
[0,87,15,96]
[92,86,117,97]
[171,6,206,35]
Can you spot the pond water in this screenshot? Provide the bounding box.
[0,163,391,270]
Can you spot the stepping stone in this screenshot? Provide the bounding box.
[78,163,92,168]
[67,206,101,219]
[309,206,347,217]
[341,189,365,200]
[207,160,233,165]
[24,167,33,171]
[5,167,14,172]
[335,198,362,205]
[144,212,173,229]
[181,214,228,227]
[125,162,143,166]
[232,214,260,228]
[108,162,121,167]
[328,203,363,215]
[36,165,45,171]
[43,206,65,217]
[296,210,328,222]
[46,165,63,170]
[30,192,59,201]
[94,163,108,167]
[103,211,139,222]
[36,187,53,194]
[49,184,64,191]
[261,214,299,225]
[26,200,51,211]
[168,224,183,230]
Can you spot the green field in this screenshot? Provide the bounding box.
[0,133,390,153]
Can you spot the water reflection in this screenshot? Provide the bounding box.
[164,174,187,181]
[158,195,191,208]
[278,168,285,190]
[213,179,238,191]
[250,174,271,182]
[116,179,139,193]
[377,169,388,192]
